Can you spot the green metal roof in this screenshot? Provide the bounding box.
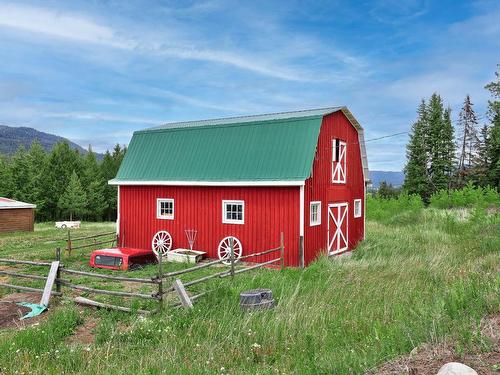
[111,107,369,184]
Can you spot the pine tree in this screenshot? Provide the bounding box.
[9,146,31,202]
[26,141,48,218]
[82,146,107,220]
[0,155,14,197]
[404,100,431,200]
[58,170,87,221]
[472,125,491,186]
[427,93,454,193]
[456,95,479,186]
[484,67,500,188]
[42,142,83,220]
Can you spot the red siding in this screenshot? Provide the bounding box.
[119,186,300,266]
[304,111,365,265]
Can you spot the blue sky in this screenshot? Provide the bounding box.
[0,0,499,171]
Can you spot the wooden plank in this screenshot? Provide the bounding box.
[61,268,159,284]
[220,258,280,277]
[58,280,157,300]
[40,261,59,307]
[0,270,48,281]
[0,282,62,296]
[164,258,226,277]
[172,279,193,308]
[0,258,53,266]
[239,246,281,260]
[70,231,116,241]
[299,235,304,268]
[74,297,150,315]
[68,239,115,251]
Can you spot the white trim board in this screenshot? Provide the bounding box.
[109,179,305,187]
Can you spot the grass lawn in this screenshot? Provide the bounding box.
[0,204,498,374]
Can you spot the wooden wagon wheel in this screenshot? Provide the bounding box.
[217,236,242,265]
[151,230,172,256]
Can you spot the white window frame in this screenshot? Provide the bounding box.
[222,200,245,224]
[354,199,362,218]
[332,139,347,184]
[309,201,321,226]
[156,198,174,220]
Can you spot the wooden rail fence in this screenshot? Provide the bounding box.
[66,230,117,255]
[0,232,285,313]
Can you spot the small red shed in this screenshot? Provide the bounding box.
[109,107,369,267]
[0,197,36,233]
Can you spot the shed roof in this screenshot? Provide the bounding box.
[110,107,369,185]
[0,197,36,209]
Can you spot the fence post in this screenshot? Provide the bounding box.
[157,253,163,312]
[55,247,61,294]
[67,230,72,255]
[229,238,235,280]
[280,232,285,270]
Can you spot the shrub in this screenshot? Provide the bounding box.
[430,182,500,209]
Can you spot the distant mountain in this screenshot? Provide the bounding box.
[369,170,404,188]
[0,125,89,156]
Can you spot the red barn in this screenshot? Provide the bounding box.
[110,107,369,267]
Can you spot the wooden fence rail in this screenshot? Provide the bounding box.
[0,232,285,312]
[66,230,117,255]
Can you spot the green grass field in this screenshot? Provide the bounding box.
[0,202,498,374]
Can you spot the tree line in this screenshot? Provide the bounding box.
[0,142,126,221]
[404,67,500,201]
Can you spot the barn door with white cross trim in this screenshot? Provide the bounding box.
[328,203,348,254]
[332,139,346,183]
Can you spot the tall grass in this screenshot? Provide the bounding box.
[0,204,498,374]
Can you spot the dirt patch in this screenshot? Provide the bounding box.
[0,292,48,330]
[369,314,500,374]
[66,317,97,345]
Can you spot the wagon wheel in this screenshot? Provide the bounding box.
[151,230,172,256]
[218,236,242,265]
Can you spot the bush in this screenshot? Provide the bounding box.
[429,182,500,209]
[366,193,424,223]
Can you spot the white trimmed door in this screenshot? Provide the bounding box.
[328,203,348,254]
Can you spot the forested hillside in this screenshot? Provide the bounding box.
[0,125,88,156]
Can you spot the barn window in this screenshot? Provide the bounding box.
[157,198,174,220]
[222,200,244,224]
[332,139,346,183]
[310,201,321,226]
[354,199,362,218]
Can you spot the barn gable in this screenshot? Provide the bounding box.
[110,107,369,185]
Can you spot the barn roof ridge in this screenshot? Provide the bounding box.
[111,106,369,184]
[144,106,344,132]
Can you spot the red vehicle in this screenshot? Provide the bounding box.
[89,247,157,271]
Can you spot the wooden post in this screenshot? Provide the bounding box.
[229,238,235,279]
[55,247,61,294]
[157,253,163,312]
[280,232,285,270]
[67,230,72,255]
[298,235,304,269]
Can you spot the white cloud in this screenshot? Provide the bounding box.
[0,3,330,82]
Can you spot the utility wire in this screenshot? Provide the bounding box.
[365,131,408,142]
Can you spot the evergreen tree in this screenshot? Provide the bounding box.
[26,141,48,218]
[404,100,430,200]
[0,155,14,197]
[82,146,107,220]
[9,146,31,202]
[472,125,491,186]
[58,170,87,221]
[456,95,479,186]
[42,142,83,220]
[427,93,454,193]
[484,67,500,188]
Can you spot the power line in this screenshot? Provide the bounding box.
[365,131,408,143]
